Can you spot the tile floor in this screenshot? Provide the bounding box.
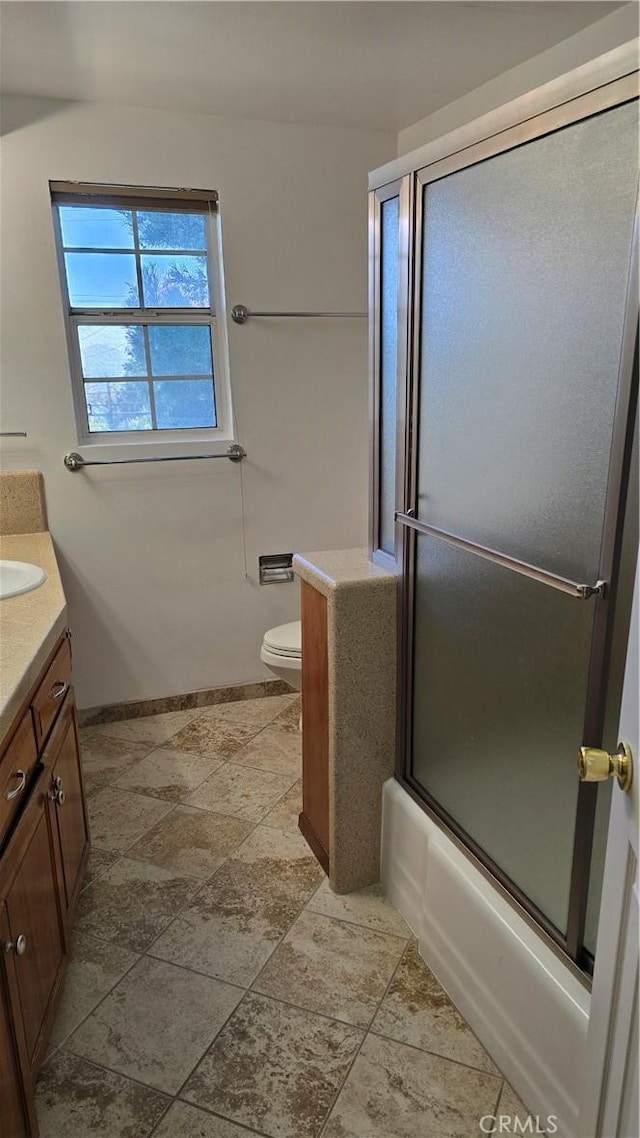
[36,692,533,1138]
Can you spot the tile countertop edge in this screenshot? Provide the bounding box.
[293,549,396,599]
[0,531,68,740]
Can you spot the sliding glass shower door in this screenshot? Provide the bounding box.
[391,89,638,968]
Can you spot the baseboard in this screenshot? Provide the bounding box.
[77,679,294,727]
[381,778,590,1138]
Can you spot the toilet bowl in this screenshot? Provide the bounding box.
[260,620,302,691]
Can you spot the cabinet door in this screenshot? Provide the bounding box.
[0,907,32,1138]
[2,770,66,1068]
[46,700,89,917]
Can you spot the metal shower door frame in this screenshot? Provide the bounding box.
[390,69,639,973]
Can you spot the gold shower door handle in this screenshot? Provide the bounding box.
[578,744,634,792]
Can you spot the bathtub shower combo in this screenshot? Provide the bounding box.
[367,55,638,1135]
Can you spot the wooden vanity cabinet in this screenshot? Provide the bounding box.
[0,631,89,1137]
[299,581,330,873]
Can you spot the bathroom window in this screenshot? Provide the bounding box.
[51,182,233,453]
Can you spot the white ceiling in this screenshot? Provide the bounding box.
[0,1,623,134]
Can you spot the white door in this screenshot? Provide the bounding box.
[579,564,639,1138]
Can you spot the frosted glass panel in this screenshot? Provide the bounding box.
[417,101,638,583]
[412,534,595,933]
[379,196,399,555]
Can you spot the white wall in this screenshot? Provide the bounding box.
[398,2,638,154]
[0,95,394,708]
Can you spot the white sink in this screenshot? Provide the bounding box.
[0,560,47,600]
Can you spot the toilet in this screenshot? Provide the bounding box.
[260,620,302,691]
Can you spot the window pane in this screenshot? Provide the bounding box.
[65,253,139,307]
[85,381,152,432]
[137,211,207,251]
[379,195,400,555]
[154,380,216,429]
[78,325,146,378]
[59,206,134,249]
[148,325,213,376]
[140,255,209,308]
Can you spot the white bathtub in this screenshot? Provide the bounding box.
[381,779,590,1138]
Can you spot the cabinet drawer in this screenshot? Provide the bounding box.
[31,639,72,749]
[0,715,38,848]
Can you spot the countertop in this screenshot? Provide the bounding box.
[293,548,396,600]
[0,531,67,739]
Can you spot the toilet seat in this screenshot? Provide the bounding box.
[262,621,301,658]
[260,621,302,693]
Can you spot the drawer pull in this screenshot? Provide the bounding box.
[4,769,26,801]
[49,777,65,806]
[49,681,68,702]
[5,934,27,956]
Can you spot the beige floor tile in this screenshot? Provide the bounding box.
[36,1050,170,1138]
[262,780,302,832]
[67,956,243,1095]
[254,910,405,1028]
[371,941,499,1075]
[203,694,297,729]
[212,824,324,907]
[306,879,410,939]
[150,873,300,986]
[497,1082,539,1129]
[183,763,296,822]
[87,787,173,851]
[183,992,363,1138]
[152,1101,264,1138]
[128,806,252,879]
[75,856,199,952]
[80,734,152,796]
[170,718,261,759]
[50,933,139,1045]
[271,697,302,734]
[323,1033,502,1138]
[114,746,223,802]
[90,708,203,748]
[233,725,302,778]
[82,847,119,889]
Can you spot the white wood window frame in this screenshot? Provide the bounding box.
[51,183,235,460]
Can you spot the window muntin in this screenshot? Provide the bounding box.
[52,191,228,441]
